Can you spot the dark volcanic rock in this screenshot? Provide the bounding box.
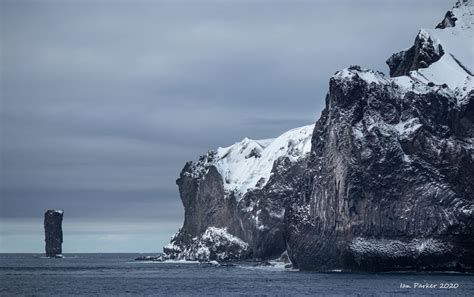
[388,0,472,77]
[436,0,470,29]
[386,30,444,77]
[44,210,63,257]
[238,156,308,259]
[285,1,474,271]
[165,153,309,261]
[436,10,458,29]
[164,127,313,262]
[165,0,474,271]
[285,65,474,271]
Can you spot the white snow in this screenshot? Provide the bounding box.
[410,1,473,99]
[392,118,423,137]
[333,68,389,86]
[201,227,249,248]
[186,1,472,204]
[333,1,473,101]
[163,241,181,252]
[349,237,449,258]
[212,124,314,197]
[172,227,249,262]
[352,127,364,139]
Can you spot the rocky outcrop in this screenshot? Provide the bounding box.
[285,66,474,271]
[436,10,458,29]
[436,0,471,29]
[164,126,313,261]
[286,0,474,271]
[386,30,444,77]
[387,0,473,78]
[44,210,63,257]
[164,0,474,271]
[165,227,251,261]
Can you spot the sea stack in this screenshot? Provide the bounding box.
[44,210,64,257]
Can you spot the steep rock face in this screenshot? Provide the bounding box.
[164,0,473,270]
[386,30,444,77]
[165,125,313,261]
[286,0,474,271]
[44,210,63,257]
[286,67,474,271]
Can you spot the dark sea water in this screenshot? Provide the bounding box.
[1,253,473,296]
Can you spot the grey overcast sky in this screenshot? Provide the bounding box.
[1,0,451,252]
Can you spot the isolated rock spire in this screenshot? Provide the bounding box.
[44,210,64,257]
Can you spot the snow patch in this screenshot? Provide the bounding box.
[165,227,250,262]
[349,237,450,259]
[333,67,389,86]
[215,124,313,196]
[186,124,314,199]
[411,1,473,99]
[392,118,423,137]
[335,3,473,101]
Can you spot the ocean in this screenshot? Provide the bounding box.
[0,253,473,296]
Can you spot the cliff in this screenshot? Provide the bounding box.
[286,0,474,271]
[164,125,313,261]
[164,0,474,270]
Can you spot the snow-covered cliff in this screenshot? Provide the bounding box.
[164,124,313,261]
[184,124,313,198]
[164,0,474,270]
[287,0,474,271]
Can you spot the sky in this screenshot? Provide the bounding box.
[0,0,451,253]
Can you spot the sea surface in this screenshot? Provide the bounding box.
[1,253,473,296]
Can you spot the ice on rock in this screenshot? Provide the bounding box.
[349,237,450,259]
[409,1,473,99]
[336,3,473,102]
[167,227,250,262]
[215,125,313,197]
[186,124,314,199]
[335,67,389,85]
[392,118,423,137]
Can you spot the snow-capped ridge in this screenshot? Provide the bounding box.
[408,1,473,98]
[436,0,473,30]
[333,66,389,86]
[331,66,455,100]
[381,0,473,101]
[336,1,473,104]
[185,124,314,198]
